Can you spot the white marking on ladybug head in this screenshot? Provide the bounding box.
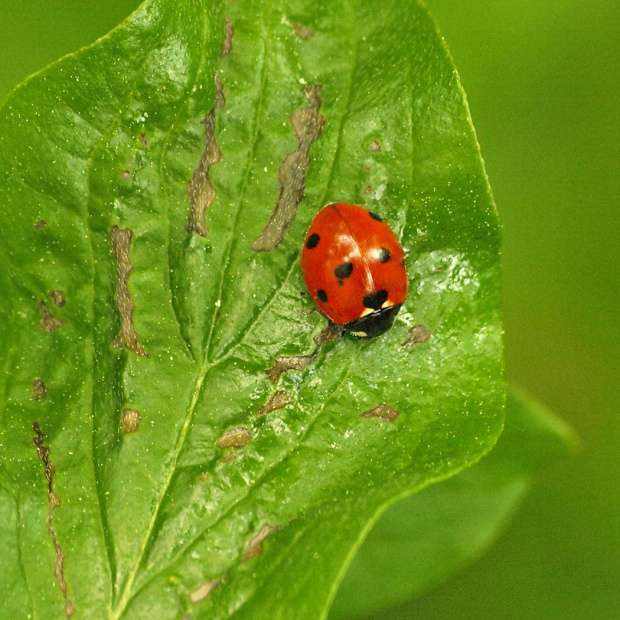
[349,330,369,338]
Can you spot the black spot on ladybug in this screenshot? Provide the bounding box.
[363,290,388,310]
[317,289,328,302]
[334,262,353,279]
[368,211,383,222]
[306,233,320,249]
[377,248,391,263]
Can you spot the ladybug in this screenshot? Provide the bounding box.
[301,203,408,338]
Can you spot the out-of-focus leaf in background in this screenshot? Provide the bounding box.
[330,387,576,619]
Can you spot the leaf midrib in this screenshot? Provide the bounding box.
[119,2,362,610]
[105,5,216,618]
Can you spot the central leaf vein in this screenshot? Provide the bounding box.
[125,14,362,599]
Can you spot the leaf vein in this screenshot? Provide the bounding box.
[210,1,360,364]
[81,20,175,614]
[129,342,361,602]
[204,8,273,364]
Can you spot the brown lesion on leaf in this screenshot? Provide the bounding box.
[120,408,142,434]
[39,301,64,332]
[34,219,48,230]
[257,390,291,415]
[252,85,325,252]
[222,451,237,463]
[314,322,342,347]
[266,323,341,383]
[266,353,316,383]
[223,18,234,57]
[49,290,66,308]
[243,523,282,561]
[400,324,432,350]
[32,422,75,618]
[294,22,315,39]
[360,402,400,422]
[32,378,47,401]
[186,75,225,236]
[189,577,223,604]
[216,426,252,449]
[110,226,149,357]
[360,185,373,199]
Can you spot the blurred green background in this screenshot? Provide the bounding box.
[1,1,617,618]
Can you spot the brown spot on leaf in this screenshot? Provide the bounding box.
[243,523,281,561]
[222,451,237,463]
[314,322,342,347]
[120,408,142,434]
[189,578,223,604]
[139,133,148,147]
[121,168,131,180]
[49,492,62,510]
[32,423,59,509]
[266,353,317,383]
[223,18,234,57]
[32,422,74,618]
[110,226,149,357]
[257,390,291,415]
[252,85,325,251]
[294,22,315,39]
[369,140,381,152]
[360,403,400,422]
[198,473,209,482]
[32,378,47,401]
[50,290,66,308]
[400,324,432,349]
[186,75,225,236]
[34,219,47,230]
[39,301,64,332]
[216,427,251,449]
[266,323,341,382]
[361,185,373,198]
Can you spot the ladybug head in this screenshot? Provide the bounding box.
[345,303,403,338]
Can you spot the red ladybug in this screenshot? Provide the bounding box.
[301,203,408,338]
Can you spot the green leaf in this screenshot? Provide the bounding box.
[329,387,577,619]
[0,0,503,618]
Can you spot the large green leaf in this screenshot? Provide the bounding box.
[0,0,503,618]
[329,387,577,619]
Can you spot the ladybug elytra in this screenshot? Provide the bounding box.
[301,203,408,338]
